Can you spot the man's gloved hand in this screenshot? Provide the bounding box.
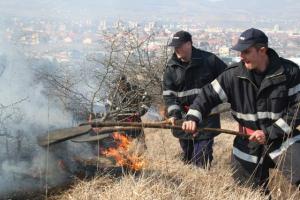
[182,120,198,137]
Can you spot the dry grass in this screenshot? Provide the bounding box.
[50,116,300,200]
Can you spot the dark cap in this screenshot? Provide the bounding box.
[231,28,268,51]
[168,30,192,47]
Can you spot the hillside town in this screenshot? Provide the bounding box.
[2,17,300,66]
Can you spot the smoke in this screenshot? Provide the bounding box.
[0,28,95,198]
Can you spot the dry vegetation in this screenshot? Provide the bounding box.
[2,24,298,200]
[49,115,300,200]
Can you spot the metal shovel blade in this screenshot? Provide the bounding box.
[37,125,92,147]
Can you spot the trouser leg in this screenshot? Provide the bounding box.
[179,139,194,163]
[231,154,271,190]
[192,138,214,168]
[273,141,300,187]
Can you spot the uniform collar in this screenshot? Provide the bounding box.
[264,48,284,78]
[236,48,286,93]
[237,48,284,79]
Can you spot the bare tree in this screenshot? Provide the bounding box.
[35,22,170,122]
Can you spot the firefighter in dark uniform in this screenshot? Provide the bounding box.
[106,75,150,128]
[163,30,227,167]
[105,75,151,153]
[182,28,300,193]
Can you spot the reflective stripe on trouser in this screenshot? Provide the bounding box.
[179,138,214,168]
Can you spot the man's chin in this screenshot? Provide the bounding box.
[245,63,254,70]
[180,58,189,62]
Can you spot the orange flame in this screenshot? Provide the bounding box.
[102,132,144,171]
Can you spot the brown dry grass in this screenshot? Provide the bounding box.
[50,116,300,200]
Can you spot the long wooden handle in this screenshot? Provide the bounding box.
[80,121,249,138]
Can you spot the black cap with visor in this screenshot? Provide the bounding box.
[231,28,268,52]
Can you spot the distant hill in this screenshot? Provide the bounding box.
[0,0,299,24]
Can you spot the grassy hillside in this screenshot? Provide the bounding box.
[50,116,300,200]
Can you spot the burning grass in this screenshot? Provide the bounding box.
[101,132,145,171]
[49,116,300,200]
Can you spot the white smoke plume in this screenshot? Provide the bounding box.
[0,28,95,199]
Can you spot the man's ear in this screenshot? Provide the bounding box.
[260,47,268,54]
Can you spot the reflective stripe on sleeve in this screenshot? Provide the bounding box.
[163,88,202,97]
[167,105,181,114]
[275,118,292,134]
[211,79,228,102]
[269,135,300,159]
[231,110,281,121]
[187,109,202,121]
[288,83,300,96]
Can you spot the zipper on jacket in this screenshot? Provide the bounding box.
[257,72,284,95]
[265,72,283,79]
[237,76,258,90]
